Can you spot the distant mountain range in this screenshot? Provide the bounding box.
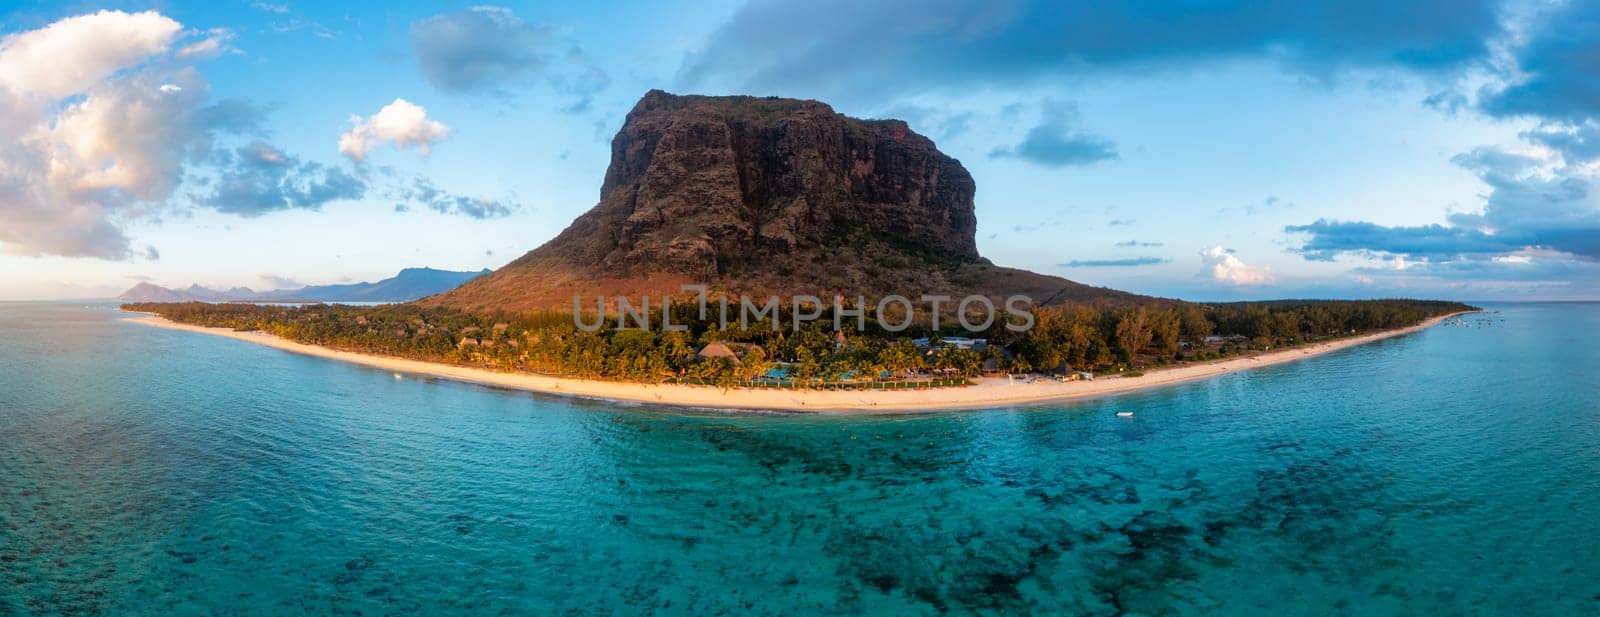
[119,267,490,303]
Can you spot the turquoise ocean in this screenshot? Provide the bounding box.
[1,302,1596,615]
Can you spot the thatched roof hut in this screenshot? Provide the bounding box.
[696,341,742,366]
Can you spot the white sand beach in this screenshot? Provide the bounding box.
[126,312,1467,413]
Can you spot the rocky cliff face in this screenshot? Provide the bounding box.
[428,91,1146,312]
[555,90,978,277]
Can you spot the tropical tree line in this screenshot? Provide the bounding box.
[124,298,1471,386]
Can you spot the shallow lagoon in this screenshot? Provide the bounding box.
[2,302,1596,615]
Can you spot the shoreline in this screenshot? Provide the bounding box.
[124,312,1469,413]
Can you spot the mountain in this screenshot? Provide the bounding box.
[266,267,492,302]
[119,282,197,302]
[168,284,258,302]
[426,90,1151,312]
[118,267,488,303]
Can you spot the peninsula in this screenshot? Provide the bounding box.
[124,91,1473,413]
[127,310,1467,412]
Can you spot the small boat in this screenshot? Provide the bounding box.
[1116,411,1134,418]
[392,372,403,380]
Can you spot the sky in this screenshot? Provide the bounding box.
[1,0,1597,302]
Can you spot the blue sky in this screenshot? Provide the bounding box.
[2,0,1597,301]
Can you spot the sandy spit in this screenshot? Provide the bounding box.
[125,312,1468,414]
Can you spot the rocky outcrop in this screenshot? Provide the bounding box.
[428,91,1148,312]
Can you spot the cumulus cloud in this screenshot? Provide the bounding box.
[1286,220,1512,260]
[989,100,1117,167]
[678,0,1504,104]
[1479,1,1600,123]
[1286,2,1600,285]
[1060,257,1169,267]
[0,10,250,259]
[0,10,182,99]
[410,5,610,107]
[1285,132,1599,297]
[1521,121,1600,166]
[338,99,450,162]
[1200,246,1274,285]
[672,0,1600,294]
[1345,249,1600,298]
[1287,138,1600,263]
[1273,1,1594,294]
[198,142,366,216]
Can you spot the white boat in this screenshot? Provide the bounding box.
[1116,411,1134,418]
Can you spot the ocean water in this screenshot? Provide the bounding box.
[1,302,1596,616]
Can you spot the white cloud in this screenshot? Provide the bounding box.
[1199,245,1275,285]
[50,70,207,201]
[338,99,450,162]
[0,11,239,259]
[0,10,181,100]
